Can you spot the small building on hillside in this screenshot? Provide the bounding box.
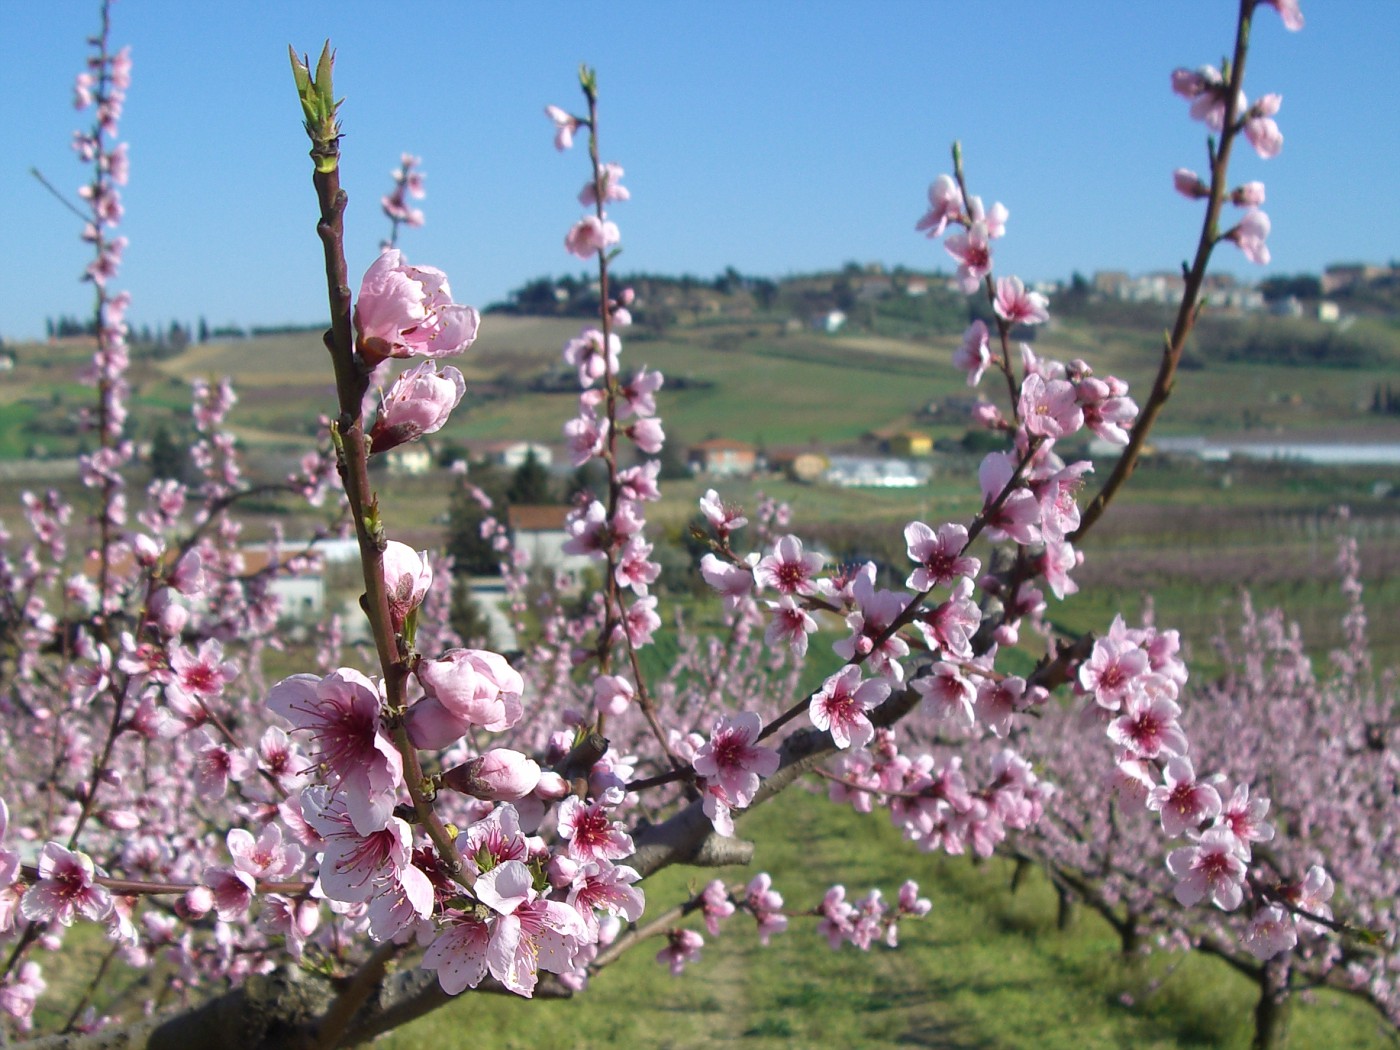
[479,440,554,471]
[688,438,758,478]
[506,504,596,587]
[808,310,847,334]
[824,456,932,489]
[877,429,934,457]
[767,446,829,483]
[386,446,433,475]
[241,545,326,621]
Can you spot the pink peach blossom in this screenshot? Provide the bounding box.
[1243,905,1297,960]
[558,789,635,863]
[810,666,889,750]
[1148,757,1224,837]
[564,215,620,259]
[579,162,630,206]
[753,535,824,597]
[945,222,992,293]
[1166,827,1246,910]
[915,174,964,238]
[473,860,589,997]
[993,276,1049,326]
[20,844,112,927]
[370,361,465,453]
[656,928,704,975]
[693,712,780,808]
[904,521,979,592]
[953,320,991,386]
[267,669,402,835]
[544,104,580,150]
[354,249,480,365]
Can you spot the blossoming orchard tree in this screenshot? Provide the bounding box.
[993,531,1398,1048]
[0,1,1376,1047]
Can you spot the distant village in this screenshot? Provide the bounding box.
[486,260,1400,341]
[7,258,1397,643]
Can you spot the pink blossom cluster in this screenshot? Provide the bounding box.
[0,44,386,1014]
[380,151,426,247]
[1168,0,1302,267]
[816,879,931,950]
[827,731,1053,859]
[1007,545,1383,1030]
[656,874,931,975]
[915,173,1009,293]
[260,613,651,997]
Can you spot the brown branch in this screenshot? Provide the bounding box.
[1071,0,1256,544]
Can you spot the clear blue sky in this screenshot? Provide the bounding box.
[1,1,1396,341]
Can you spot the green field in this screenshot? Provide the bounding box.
[9,304,1399,455]
[378,793,1392,1050]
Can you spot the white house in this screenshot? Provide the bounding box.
[480,441,554,470]
[824,456,932,488]
[386,446,433,475]
[507,504,597,588]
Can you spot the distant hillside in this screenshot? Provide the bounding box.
[3,274,1397,465]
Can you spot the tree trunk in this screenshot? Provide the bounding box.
[1009,856,1031,894]
[1118,911,1140,957]
[1055,884,1076,931]
[1252,957,1292,1050]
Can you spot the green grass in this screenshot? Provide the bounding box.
[377,793,1392,1049]
[0,400,40,458]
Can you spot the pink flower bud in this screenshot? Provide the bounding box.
[592,675,635,717]
[132,533,162,567]
[148,587,188,638]
[370,362,466,454]
[415,648,524,731]
[1173,168,1209,199]
[441,749,541,801]
[178,885,214,919]
[546,854,581,889]
[1226,209,1271,265]
[532,771,570,800]
[1231,181,1266,207]
[382,542,432,631]
[170,551,204,596]
[403,696,471,750]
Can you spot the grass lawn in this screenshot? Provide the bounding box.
[378,792,1392,1049]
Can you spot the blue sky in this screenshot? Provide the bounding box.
[1,1,1396,341]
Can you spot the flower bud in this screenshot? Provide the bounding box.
[415,649,524,731]
[403,696,471,750]
[369,362,466,454]
[177,885,214,919]
[382,542,432,631]
[441,749,541,801]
